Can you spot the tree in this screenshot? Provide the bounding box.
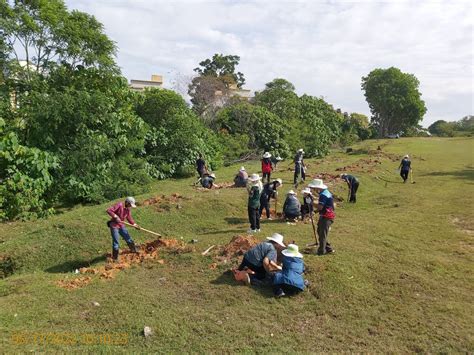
[254,78,301,122]
[428,120,454,137]
[135,88,223,178]
[361,67,427,137]
[193,53,245,88]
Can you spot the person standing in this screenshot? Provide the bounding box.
[106,197,141,261]
[194,154,207,185]
[247,174,263,233]
[261,152,273,183]
[282,190,301,221]
[259,178,282,220]
[293,149,306,187]
[308,179,335,255]
[399,155,411,183]
[340,173,359,203]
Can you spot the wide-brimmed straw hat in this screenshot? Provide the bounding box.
[248,173,262,182]
[210,173,216,178]
[275,156,283,161]
[274,178,283,186]
[266,233,285,248]
[282,244,303,258]
[302,188,312,195]
[263,152,272,158]
[297,148,304,153]
[404,154,409,159]
[240,166,246,171]
[340,173,347,179]
[287,190,296,195]
[308,178,327,189]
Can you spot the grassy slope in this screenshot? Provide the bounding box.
[0,138,473,352]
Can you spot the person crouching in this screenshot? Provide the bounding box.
[283,190,301,221]
[234,166,248,187]
[273,244,306,297]
[201,173,216,189]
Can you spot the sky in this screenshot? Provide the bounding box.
[65,0,473,127]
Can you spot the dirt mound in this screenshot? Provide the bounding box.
[312,172,341,185]
[56,237,191,289]
[368,150,400,162]
[221,235,259,258]
[195,182,236,191]
[139,193,188,212]
[56,276,92,290]
[335,158,382,173]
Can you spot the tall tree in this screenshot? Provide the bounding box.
[193,53,245,88]
[254,78,301,122]
[361,67,427,137]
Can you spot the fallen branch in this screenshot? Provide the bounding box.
[201,245,215,256]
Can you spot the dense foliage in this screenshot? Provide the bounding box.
[428,116,474,137]
[362,67,427,137]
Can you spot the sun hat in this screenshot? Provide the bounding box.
[302,187,312,195]
[240,166,246,171]
[287,190,296,195]
[210,173,216,178]
[340,173,347,179]
[275,156,283,161]
[274,178,283,186]
[248,173,262,182]
[263,152,272,158]
[308,178,327,189]
[282,244,303,258]
[404,154,409,159]
[125,196,137,208]
[297,148,304,154]
[266,233,285,248]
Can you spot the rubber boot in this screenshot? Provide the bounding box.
[112,249,119,261]
[127,242,139,253]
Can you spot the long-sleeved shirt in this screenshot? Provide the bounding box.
[283,195,301,216]
[107,202,135,229]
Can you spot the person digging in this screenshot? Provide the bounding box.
[259,178,282,220]
[283,190,301,222]
[234,166,248,187]
[194,153,208,186]
[300,187,314,221]
[233,233,286,285]
[308,179,335,255]
[272,243,306,297]
[201,172,216,189]
[340,173,359,203]
[106,197,141,261]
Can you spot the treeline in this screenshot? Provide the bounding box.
[0,0,425,220]
[428,116,474,137]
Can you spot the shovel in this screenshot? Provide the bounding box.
[123,221,162,238]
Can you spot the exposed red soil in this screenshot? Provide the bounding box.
[195,182,236,191]
[138,193,189,212]
[56,238,192,289]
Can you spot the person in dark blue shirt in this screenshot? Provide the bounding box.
[308,179,335,255]
[341,173,359,203]
[293,149,306,187]
[300,187,314,220]
[194,154,208,186]
[399,155,411,183]
[201,173,215,189]
[259,178,282,220]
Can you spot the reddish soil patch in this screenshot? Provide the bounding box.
[138,193,188,212]
[56,238,192,289]
[195,182,236,191]
[221,235,259,258]
[335,158,382,173]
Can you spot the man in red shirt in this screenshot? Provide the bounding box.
[106,197,141,261]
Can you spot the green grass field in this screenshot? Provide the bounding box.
[1,137,473,353]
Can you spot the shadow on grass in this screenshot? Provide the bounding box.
[211,270,274,298]
[45,255,107,273]
[224,217,248,225]
[422,167,474,181]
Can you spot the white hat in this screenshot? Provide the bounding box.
[302,188,312,195]
[340,173,347,179]
[274,178,283,185]
[275,156,283,161]
[248,173,261,182]
[210,173,216,178]
[287,190,296,195]
[263,152,272,158]
[282,244,303,258]
[404,154,409,159]
[240,166,246,171]
[297,148,304,153]
[308,178,327,189]
[125,196,137,208]
[266,233,285,248]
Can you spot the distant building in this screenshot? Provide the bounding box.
[130,75,163,91]
[214,83,252,101]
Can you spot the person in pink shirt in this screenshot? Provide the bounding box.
[106,196,141,261]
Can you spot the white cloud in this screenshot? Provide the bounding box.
[66,0,473,126]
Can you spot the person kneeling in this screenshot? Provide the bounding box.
[201,173,216,189]
[283,190,301,221]
[273,244,305,297]
[234,233,286,285]
[234,166,248,187]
